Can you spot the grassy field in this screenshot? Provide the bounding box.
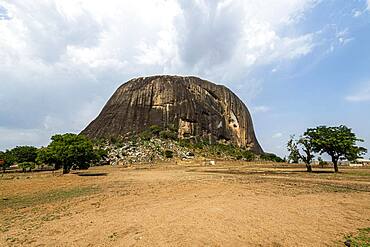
[1,160,369,246]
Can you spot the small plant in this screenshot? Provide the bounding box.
[163,150,174,158]
[140,130,153,141]
[159,130,178,140]
[344,227,370,247]
[149,125,163,136]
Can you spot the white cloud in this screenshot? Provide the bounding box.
[353,10,362,17]
[368,0,370,10]
[0,127,51,150]
[336,28,354,46]
[0,0,323,149]
[346,83,370,102]
[251,105,271,113]
[272,132,283,139]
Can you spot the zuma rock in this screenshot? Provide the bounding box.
[81,75,263,154]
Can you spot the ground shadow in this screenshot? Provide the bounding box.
[76,172,108,177]
[191,169,336,176]
[294,170,335,174]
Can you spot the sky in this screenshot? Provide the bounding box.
[0,0,369,158]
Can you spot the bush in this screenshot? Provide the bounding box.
[261,153,284,162]
[159,130,178,140]
[241,150,255,161]
[140,130,153,141]
[163,150,174,158]
[18,162,36,172]
[149,125,162,136]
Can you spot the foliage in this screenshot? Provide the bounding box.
[0,150,16,172]
[10,146,38,163]
[38,133,97,174]
[36,147,58,168]
[149,125,162,135]
[163,150,174,158]
[159,130,178,140]
[94,148,108,160]
[260,152,284,162]
[287,135,314,172]
[179,140,256,161]
[287,136,300,163]
[140,130,153,141]
[139,125,177,141]
[18,162,36,172]
[305,125,367,172]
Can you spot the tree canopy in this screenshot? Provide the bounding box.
[0,150,15,172]
[38,133,98,174]
[304,125,367,172]
[10,146,38,163]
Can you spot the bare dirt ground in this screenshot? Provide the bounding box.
[1,160,370,246]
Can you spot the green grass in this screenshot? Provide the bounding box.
[344,227,370,247]
[1,186,100,210]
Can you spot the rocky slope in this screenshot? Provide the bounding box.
[81,75,263,154]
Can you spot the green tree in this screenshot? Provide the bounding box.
[40,133,97,174]
[36,147,61,170]
[287,135,300,163]
[287,135,314,172]
[305,125,367,172]
[0,150,16,172]
[10,146,38,163]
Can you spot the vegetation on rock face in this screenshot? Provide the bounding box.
[100,126,273,164]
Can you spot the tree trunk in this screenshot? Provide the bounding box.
[333,161,339,173]
[306,164,312,172]
[331,156,339,173]
[63,165,70,174]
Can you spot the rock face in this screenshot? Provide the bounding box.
[81,75,263,154]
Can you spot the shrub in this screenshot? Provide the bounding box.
[241,150,255,161]
[159,130,178,140]
[140,130,153,141]
[18,162,36,172]
[261,153,284,162]
[149,125,162,136]
[163,150,174,158]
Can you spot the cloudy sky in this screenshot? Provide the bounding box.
[1,0,369,158]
